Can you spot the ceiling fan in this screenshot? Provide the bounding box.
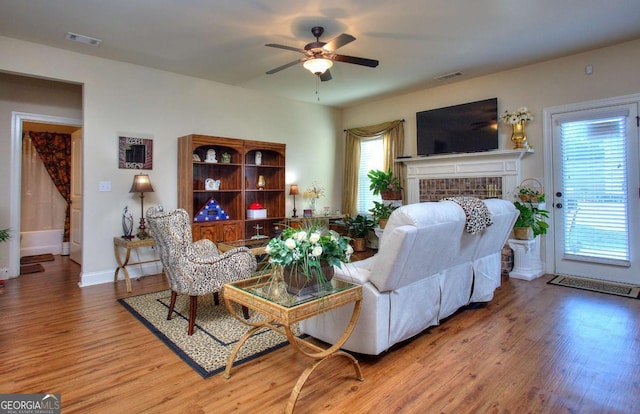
[265,26,379,81]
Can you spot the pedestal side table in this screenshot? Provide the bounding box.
[508,237,544,280]
[113,237,160,292]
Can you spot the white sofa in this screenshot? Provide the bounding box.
[300,199,518,355]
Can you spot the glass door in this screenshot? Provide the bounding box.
[551,103,640,284]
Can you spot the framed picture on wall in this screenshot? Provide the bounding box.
[118,135,153,169]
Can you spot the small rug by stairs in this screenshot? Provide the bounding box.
[20,263,45,274]
[548,275,640,299]
[20,254,55,265]
[119,290,299,378]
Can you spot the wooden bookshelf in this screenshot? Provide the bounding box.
[178,134,286,242]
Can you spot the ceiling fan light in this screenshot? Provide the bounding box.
[303,58,333,75]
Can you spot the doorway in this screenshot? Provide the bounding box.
[544,95,640,284]
[9,112,83,277]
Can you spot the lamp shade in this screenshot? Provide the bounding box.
[129,173,154,193]
[303,58,333,75]
[289,184,299,196]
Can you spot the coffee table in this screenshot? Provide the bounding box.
[223,274,363,413]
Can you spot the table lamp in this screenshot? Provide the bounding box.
[129,173,154,239]
[289,184,299,218]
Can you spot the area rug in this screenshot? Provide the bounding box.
[548,275,640,299]
[20,254,55,265]
[119,290,299,378]
[20,263,45,274]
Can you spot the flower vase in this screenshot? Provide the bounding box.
[511,121,527,149]
[310,198,317,216]
[262,266,290,303]
[283,261,334,296]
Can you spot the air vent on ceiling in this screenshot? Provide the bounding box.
[433,71,463,81]
[65,32,102,46]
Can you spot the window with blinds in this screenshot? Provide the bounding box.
[356,137,383,215]
[559,114,630,265]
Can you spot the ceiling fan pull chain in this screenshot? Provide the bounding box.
[316,75,321,102]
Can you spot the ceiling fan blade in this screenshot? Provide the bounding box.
[266,59,304,75]
[265,43,306,54]
[322,33,355,52]
[332,54,379,68]
[319,70,332,82]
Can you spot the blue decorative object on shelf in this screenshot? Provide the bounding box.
[194,198,230,222]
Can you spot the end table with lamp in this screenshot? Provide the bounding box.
[114,173,160,292]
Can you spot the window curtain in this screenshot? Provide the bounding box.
[342,120,405,216]
[27,131,72,242]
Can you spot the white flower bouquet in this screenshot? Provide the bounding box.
[501,107,534,125]
[265,221,353,275]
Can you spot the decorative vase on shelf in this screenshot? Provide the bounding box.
[257,175,266,190]
[511,121,527,149]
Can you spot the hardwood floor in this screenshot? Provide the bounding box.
[1,256,639,413]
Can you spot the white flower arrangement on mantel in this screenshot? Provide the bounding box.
[501,107,534,125]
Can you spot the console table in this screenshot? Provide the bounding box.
[223,275,363,413]
[113,237,160,292]
[217,237,270,256]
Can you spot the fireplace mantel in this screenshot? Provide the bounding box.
[399,149,534,204]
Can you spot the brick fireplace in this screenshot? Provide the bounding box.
[418,176,503,202]
[401,150,532,204]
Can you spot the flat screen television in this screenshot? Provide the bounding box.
[416,98,498,156]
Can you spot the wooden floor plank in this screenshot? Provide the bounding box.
[1,256,639,413]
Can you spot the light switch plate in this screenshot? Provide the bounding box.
[99,181,111,192]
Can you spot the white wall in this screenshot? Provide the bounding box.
[0,36,342,285]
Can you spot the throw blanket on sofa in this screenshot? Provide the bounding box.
[442,196,493,234]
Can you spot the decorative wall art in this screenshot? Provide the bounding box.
[119,135,153,170]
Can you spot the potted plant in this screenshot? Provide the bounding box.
[513,201,549,240]
[517,187,544,203]
[368,169,403,200]
[516,178,544,203]
[369,201,399,229]
[262,220,353,296]
[341,215,375,252]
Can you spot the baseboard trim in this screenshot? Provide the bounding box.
[79,261,163,288]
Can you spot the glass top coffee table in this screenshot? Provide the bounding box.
[223,274,363,413]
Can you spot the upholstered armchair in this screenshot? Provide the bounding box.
[146,207,257,335]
